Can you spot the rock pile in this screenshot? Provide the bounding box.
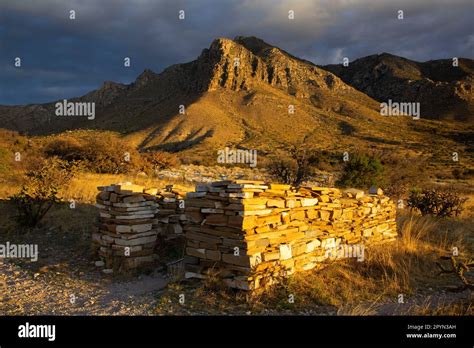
[155,185,189,240]
[93,183,159,272]
[184,180,397,290]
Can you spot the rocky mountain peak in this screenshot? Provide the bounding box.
[0,34,470,140]
[233,36,274,56]
[194,36,348,96]
[134,69,158,88]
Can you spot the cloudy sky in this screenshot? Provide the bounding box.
[1,0,472,105]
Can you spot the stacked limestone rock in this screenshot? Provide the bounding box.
[93,183,159,271]
[155,185,189,239]
[184,180,397,290]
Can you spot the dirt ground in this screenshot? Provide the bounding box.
[1,253,471,316]
[0,200,472,316]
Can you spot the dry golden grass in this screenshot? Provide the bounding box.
[264,212,468,307]
[153,211,473,315]
[461,193,474,217]
[1,164,472,315]
[0,171,194,204]
[336,298,382,315]
[0,172,25,198]
[398,214,438,251]
[403,297,473,315]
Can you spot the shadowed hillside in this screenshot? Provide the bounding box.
[324,53,474,121]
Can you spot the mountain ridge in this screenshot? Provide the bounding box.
[0,36,471,166]
[324,53,473,121]
[0,35,380,135]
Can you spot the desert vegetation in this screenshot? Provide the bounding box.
[0,126,472,316]
[266,144,319,186]
[407,188,468,217]
[153,211,473,315]
[9,158,77,228]
[0,30,472,314]
[43,130,180,175]
[336,153,385,189]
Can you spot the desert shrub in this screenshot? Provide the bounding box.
[44,137,84,162]
[43,132,141,174]
[336,153,385,189]
[9,158,77,228]
[267,146,318,186]
[407,188,467,217]
[267,159,300,185]
[314,151,340,172]
[142,151,180,174]
[82,134,140,173]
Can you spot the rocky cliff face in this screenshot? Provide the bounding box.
[192,36,351,98]
[324,53,473,121]
[0,36,470,146]
[0,36,376,135]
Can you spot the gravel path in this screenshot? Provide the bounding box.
[1,257,471,315]
[0,258,169,315]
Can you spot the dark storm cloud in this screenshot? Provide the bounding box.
[0,0,472,105]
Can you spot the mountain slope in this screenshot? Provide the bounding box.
[0,37,471,170]
[324,53,473,121]
[0,36,382,146]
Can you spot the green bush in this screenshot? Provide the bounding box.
[9,158,77,228]
[407,188,467,217]
[336,154,385,189]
